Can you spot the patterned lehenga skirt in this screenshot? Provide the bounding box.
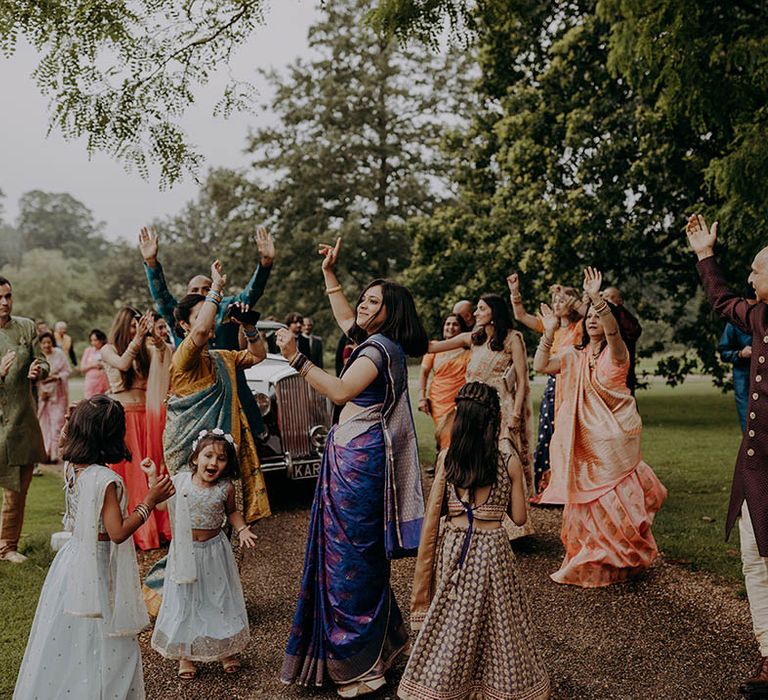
[398,522,550,700]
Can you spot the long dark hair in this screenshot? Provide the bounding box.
[471,293,513,352]
[61,395,132,464]
[108,306,150,390]
[576,300,623,351]
[347,279,428,357]
[174,293,206,339]
[444,382,501,489]
[187,433,241,480]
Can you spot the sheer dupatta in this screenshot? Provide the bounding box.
[64,465,149,636]
[344,334,425,558]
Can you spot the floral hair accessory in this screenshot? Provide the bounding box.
[192,428,237,452]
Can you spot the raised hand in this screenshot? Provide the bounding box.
[256,227,275,266]
[211,259,227,291]
[136,310,153,338]
[140,458,158,486]
[138,226,159,266]
[319,237,342,271]
[27,358,43,381]
[506,273,521,296]
[0,350,16,378]
[275,327,298,360]
[146,473,175,507]
[686,214,717,259]
[583,267,602,300]
[538,303,559,335]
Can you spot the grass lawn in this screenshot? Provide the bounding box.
[1,376,744,695]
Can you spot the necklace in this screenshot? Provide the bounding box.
[588,346,602,369]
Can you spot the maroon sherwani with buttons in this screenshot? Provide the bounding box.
[697,256,768,555]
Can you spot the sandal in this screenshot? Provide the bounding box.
[222,656,241,674]
[178,660,197,680]
[336,676,386,698]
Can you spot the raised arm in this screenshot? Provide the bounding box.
[319,238,356,334]
[101,312,153,371]
[507,273,542,332]
[427,332,472,354]
[275,328,379,405]
[225,227,274,311]
[102,472,174,543]
[584,267,627,364]
[188,260,227,348]
[533,304,562,374]
[139,227,178,330]
[687,214,756,332]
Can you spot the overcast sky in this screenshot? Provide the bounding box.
[0,1,320,243]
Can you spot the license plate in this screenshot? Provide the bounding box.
[292,462,320,480]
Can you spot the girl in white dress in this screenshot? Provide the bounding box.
[14,395,175,700]
[144,428,258,679]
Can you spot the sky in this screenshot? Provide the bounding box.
[0,1,320,243]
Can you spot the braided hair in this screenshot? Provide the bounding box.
[61,395,132,465]
[444,382,501,489]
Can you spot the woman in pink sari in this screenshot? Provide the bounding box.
[36,331,71,462]
[534,267,667,587]
[79,329,110,398]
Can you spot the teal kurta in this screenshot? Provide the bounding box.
[0,316,49,490]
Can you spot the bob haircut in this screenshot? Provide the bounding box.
[471,293,513,352]
[347,279,428,358]
[444,382,502,490]
[37,331,55,345]
[187,433,241,480]
[89,328,107,344]
[443,312,470,337]
[173,293,206,339]
[109,306,150,390]
[576,300,624,351]
[61,395,131,465]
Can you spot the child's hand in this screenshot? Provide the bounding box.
[140,458,158,485]
[238,526,258,549]
[146,474,175,507]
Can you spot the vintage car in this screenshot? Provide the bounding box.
[244,322,332,480]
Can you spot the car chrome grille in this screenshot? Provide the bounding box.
[275,374,330,458]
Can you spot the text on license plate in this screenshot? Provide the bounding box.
[292,462,320,479]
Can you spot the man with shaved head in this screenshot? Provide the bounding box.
[452,299,475,330]
[688,214,768,694]
[139,226,275,349]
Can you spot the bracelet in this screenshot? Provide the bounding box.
[236,524,250,535]
[133,503,150,524]
[325,285,343,295]
[510,294,522,303]
[290,352,310,374]
[299,359,315,378]
[593,300,611,316]
[205,292,221,306]
[537,338,553,353]
[126,341,139,357]
[243,328,259,339]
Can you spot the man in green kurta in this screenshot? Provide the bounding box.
[0,276,48,563]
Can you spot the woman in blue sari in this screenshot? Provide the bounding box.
[276,238,428,698]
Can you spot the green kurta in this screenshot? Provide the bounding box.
[0,316,49,490]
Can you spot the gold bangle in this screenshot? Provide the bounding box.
[325,285,342,295]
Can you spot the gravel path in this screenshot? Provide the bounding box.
[140,479,758,699]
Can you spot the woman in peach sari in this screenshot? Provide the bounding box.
[418,313,470,452]
[533,267,666,587]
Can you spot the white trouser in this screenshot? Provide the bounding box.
[740,501,768,656]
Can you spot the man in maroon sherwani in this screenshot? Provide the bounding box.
[688,213,768,695]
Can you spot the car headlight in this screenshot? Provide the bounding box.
[309,424,328,449]
[255,392,271,416]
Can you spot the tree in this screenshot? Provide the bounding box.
[154,0,473,336]
[2,1,268,185]
[16,191,107,261]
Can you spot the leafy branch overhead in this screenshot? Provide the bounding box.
[1,0,267,185]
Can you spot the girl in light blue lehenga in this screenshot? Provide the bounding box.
[276,238,428,698]
[14,395,174,700]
